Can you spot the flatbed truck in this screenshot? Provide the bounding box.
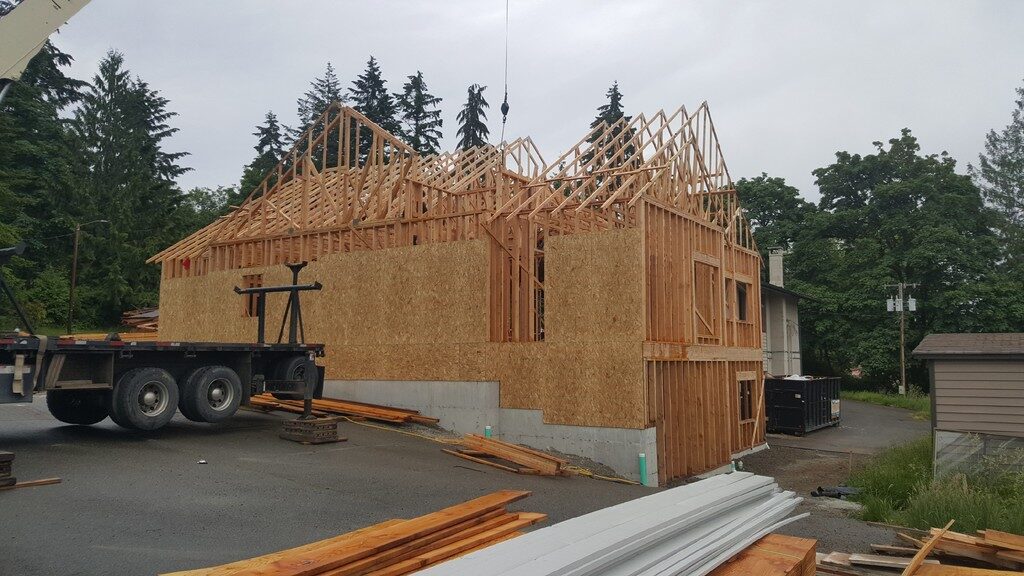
[0,244,326,430]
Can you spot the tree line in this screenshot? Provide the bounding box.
[737,81,1024,390]
[0,23,626,331]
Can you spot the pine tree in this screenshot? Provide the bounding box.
[587,81,635,166]
[70,50,189,323]
[456,84,490,150]
[396,71,442,155]
[239,111,286,200]
[349,56,403,160]
[294,62,343,136]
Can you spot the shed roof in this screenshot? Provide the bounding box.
[913,333,1024,360]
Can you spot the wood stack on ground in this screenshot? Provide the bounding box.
[121,306,159,332]
[817,522,1024,575]
[63,331,160,341]
[0,451,14,487]
[708,533,816,576]
[414,473,805,575]
[443,434,572,476]
[249,394,438,425]
[161,490,545,576]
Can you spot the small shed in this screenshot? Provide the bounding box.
[913,333,1024,475]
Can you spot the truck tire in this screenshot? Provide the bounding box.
[180,365,241,423]
[271,355,314,400]
[46,389,110,425]
[110,367,179,431]
[177,367,210,422]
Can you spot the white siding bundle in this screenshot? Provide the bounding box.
[418,472,806,576]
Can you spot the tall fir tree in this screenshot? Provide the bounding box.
[349,56,403,160]
[0,32,86,327]
[69,50,190,324]
[238,111,286,201]
[456,84,490,150]
[396,71,442,155]
[587,81,635,166]
[294,62,343,137]
[969,78,1024,278]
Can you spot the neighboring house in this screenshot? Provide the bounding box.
[150,103,766,485]
[913,333,1024,475]
[761,248,803,376]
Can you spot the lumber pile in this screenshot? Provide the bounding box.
[817,523,1024,575]
[708,533,816,576]
[415,472,805,576]
[161,490,545,576]
[249,394,439,425]
[444,434,572,476]
[121,306,159,332]
[64,331,160,341]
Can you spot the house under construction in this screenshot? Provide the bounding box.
[149,102,765,485]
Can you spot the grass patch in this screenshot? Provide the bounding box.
[849,438,1024,533]
[842,390,931,419]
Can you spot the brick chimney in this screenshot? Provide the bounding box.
[768,247,784,287]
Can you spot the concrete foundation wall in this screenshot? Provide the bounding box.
[323,379,658,485]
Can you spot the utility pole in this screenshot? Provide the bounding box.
[67,219,108,334]
[885,282,918,395]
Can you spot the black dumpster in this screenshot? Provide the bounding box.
[765,376,841,435]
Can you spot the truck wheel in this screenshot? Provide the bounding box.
[271,355,314,400]
[46,389,111,425]
[181,365,241,423]
[111,367,179,431]
[177,367,209,422]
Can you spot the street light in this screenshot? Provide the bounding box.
[67,219,109,334]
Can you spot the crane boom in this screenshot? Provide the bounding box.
[0,0,90,102]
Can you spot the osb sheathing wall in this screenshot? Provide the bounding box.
[159,229,648,429]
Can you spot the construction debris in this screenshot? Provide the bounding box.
[121,306,159,332]
[414,472,805,576]
[161,490,545,576]
[249,394,438,425]
[818,521,1024,575]
[445,434,572,476]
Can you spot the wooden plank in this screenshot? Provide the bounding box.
[710,533,815,576]
[850,553,939,569]
[233,490,530,576]
[903,520,955,576]
[442,449,523,474]
[982,529,1024,552]
[914,566,1024,576]
[0,477,61,491]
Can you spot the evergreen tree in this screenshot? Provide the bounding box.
[294,62,343,136]
[69,50,190,324]
[456,84,490,150]
[349,56,403,161]
[0,31,86,327]
[239,111,286,200]
[586,81,635,166]
[969,78,1024,278]
[396,71,442,155]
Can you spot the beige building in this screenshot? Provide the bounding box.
[761,248,803,376]
[913,333,1024,475]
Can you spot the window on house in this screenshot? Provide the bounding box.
[241,274,263,318]
[739,379,754,422]
[736,281,750,322]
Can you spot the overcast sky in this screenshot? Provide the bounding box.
[49,1,1024,201]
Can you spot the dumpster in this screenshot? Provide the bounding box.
[765,376,841,435]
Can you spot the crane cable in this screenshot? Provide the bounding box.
[499,0,510,144]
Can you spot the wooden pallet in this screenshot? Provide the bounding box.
[161,490,545,576]
[279,417,346,445]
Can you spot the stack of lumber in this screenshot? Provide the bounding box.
[121,306,159,332]
[64,331,160,341]
[249,394,439,425]
[708,533,816,576]
[161,490,544,576]
[817,523,1024,575]
[444,434,572,476]
[415,472,806,576]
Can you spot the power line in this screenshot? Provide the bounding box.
[499,0,510,144]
